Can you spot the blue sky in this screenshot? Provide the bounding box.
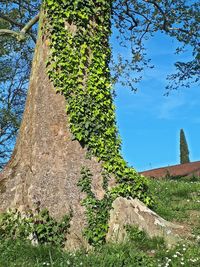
[113,33,200,172]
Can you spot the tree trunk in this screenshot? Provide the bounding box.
[0,16,105,250]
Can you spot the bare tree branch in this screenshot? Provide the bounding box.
[21,13,40,34]
[143,0,169,31]
[0,29,19,36]
[124,1,138,30]
[0,13,39,42]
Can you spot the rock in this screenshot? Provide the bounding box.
[106,197,185,247]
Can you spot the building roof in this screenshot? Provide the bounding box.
[140,161,200,179]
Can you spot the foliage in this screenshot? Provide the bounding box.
[112,0,200,92]
[77,167,113,246]
[44,0,154,244]
[180,129,190,164]
[0,208,71,247]
[78,167,153,246]
[44,0,152,207]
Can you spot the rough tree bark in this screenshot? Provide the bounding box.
[0,16,106,250]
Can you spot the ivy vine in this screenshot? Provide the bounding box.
[0,208,72,247]
[77,167,112,246]
[44,0,154,245]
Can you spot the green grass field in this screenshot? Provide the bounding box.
[0,178,200,267]
[149,178,200,238]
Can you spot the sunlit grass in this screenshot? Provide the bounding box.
[0,178,200,266]
[149,179,200,224]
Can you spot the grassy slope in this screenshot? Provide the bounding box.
[149,178,200,238]
[0,178,200,267]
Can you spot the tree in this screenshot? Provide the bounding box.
[180,129,190,164]
[0,0,40,168]
[0,0,199,249]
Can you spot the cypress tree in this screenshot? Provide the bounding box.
[180,129,190,164]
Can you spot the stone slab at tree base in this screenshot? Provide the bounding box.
[106,197,186,247]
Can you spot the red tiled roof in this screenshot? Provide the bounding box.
[140,161,200,179]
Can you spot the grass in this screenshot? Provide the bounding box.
[0,178,200,266]
[149,178,200,240]
[0,238,157,267]
[0,230,200,267]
